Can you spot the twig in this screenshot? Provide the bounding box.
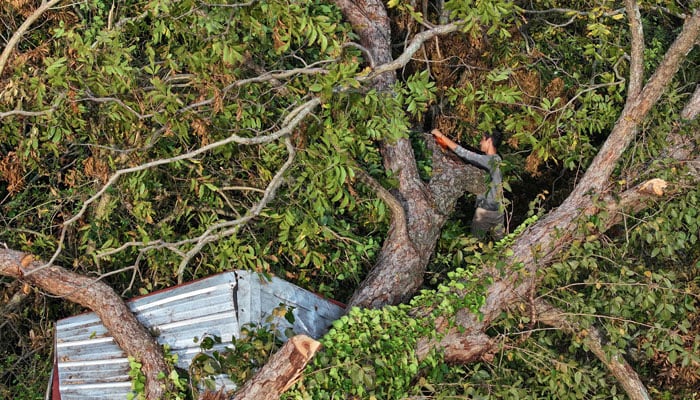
[0,0,64,77]
[0,108,55,120]
[76,95,154,119]
[31,98,320,277]
[175,135,296,282]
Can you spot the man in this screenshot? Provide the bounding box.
[431,128,505,241]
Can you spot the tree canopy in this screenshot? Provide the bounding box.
[1,0,699,399]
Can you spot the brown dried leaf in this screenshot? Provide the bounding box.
[191,119,210,145]
[84,156,110,184]
[545,78,565,102]
[524,153,543,177]
[0,152,25,194]
[513,69,540,103]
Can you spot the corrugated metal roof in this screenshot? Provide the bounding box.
[54,270,345,399]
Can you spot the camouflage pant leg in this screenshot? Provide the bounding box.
[471,207,505,241]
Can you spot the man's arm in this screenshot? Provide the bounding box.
[431,129,491,169]
[431,129,458,150]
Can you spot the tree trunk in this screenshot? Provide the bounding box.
[329,3,699,399]
[336,0,489,309]
[0,249,170,399]
[348,137,487,307]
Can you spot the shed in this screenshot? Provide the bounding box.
[52,270,345,399]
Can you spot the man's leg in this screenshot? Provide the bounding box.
[472,207,504,241]
[490,211,505,241]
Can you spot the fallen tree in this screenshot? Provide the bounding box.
[234,3,700,399]
[1,0,698,398]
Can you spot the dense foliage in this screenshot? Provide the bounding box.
[1,0,698,398]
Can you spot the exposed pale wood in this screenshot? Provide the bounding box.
[231,335,321,400]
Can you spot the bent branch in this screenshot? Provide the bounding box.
[534,299,651,400]
[0,0,64,77]
[0,248,169,399]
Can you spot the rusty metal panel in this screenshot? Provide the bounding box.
[54,270,345,399]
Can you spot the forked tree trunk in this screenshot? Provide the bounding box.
[336,0,490,309]
[330,2,700,400]
[2,3,698,400]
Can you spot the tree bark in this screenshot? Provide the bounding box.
[335,0,430,308]
[230,335,321,400]
[333,1,700,393]
[336,0,489,309]
[0,249,170,399]
[681,84,700,120]
[421,5,700,365]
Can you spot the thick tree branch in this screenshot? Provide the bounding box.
[602,178,669,226]
[681,84,700,120]
[624,0,644,99]
[0,249,169,399]
[534,299,651,400]
[570,8,700,200]
[426,133,487,213]
[346,164,422,306]
[330,1,499,308]
[501,7,700,273]
[333,0,393,89]
[415,325,496,364]
[602,124,700,229]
